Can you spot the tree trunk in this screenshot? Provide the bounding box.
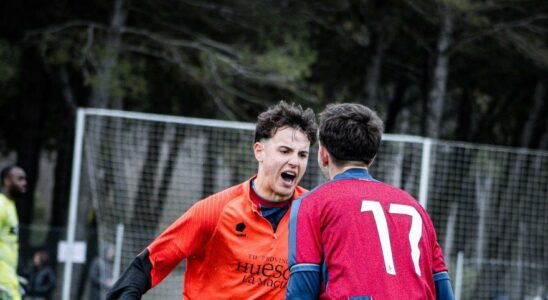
[420,54,431,136]
[153,125,185,226]
[384,77,408,133]
[201,131,216,198]
[443,202,457,260]
[89,0,127,109]
[455,87,474,141]
[15,47,51,261]
[474,166,491,267]
[426,5,454,138]
[364,33,385,104]
[46,67,77,268]
[73,2,128,297]
[520,79,545,148]
[540,125,548,150]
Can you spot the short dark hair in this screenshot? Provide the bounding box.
[1,165,16,186]
[254,101,318,145]
[319,103,384,166]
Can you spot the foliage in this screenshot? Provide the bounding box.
[0,0,547,228]
[0,41,20,152]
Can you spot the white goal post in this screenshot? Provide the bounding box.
[62,108,548,300]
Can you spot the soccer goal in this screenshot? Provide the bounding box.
[62,108,548,300]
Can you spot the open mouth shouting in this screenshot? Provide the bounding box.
[280,171,297,186]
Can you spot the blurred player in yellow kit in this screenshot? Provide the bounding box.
[0,165,27,300]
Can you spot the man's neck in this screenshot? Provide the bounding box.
[250,180,291,207]
[1,189,15,200]
[329,165,368,180]
[251,178,292,203]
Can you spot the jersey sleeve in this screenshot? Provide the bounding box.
[286,269,321,300]
[287,194,323,299]
[434,271,454,300]
[422,208,454,299]
[426,215,448,274]
[431,232,454,299]
[106,249,152,299]
[108,186,238,299]
[108,198,219,299]
[147,197,221,286]
[431,241,447,274]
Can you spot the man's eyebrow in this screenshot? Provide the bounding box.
[279,145,309,154]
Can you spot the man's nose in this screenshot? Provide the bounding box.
[288,154,300,166]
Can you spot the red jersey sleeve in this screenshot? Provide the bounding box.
[426,216,448,274]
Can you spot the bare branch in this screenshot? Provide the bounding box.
[502,30,548,68]
[59,67,78,111]
[401,0,438,24]
[452,14,548,54]
[178,0,242,17]
[205,87,239,120]
[24,21,108,39]
[205,54,270,106]
[121,26,240,59]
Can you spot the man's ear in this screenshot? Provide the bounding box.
[318,145,329,167]
[253,142,264,163]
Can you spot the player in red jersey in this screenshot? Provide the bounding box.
[286,103,454,300]
[107,101,317,300]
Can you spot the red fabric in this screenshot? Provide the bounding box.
[293,179,447,300]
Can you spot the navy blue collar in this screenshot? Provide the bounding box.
[332,168,376,181]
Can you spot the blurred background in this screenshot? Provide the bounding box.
[0,0,547,299]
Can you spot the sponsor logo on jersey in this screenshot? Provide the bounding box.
[236,260,290,289]
[235,222,247,237]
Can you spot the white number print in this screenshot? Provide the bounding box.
[361,200,423,276]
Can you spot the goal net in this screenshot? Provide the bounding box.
[64,109,548,300]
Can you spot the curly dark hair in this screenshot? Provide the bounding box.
[319,103,384,166]
[254,101,317,145]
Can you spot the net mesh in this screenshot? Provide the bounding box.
[77,110,548,300]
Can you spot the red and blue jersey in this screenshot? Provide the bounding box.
[287,168,453,300]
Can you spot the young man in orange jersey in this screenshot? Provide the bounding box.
[107,101,317,300]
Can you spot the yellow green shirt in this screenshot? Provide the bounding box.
[0,193,20,300]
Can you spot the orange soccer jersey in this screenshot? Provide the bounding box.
[146,178,307,300]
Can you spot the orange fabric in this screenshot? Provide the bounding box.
[147,178,307,300]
